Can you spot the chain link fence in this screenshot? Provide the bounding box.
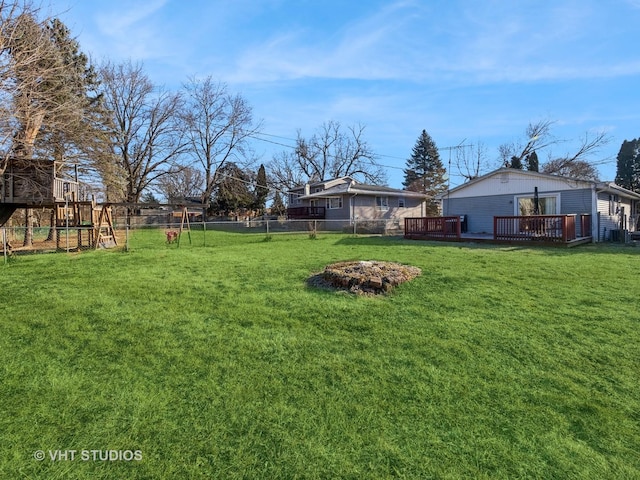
[1,225,119,255]
[125,217,405,247]
[128,217,404,234]
[1,215,407,259]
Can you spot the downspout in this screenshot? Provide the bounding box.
[592,186,599,242]
[348,182,357,224]
[348,186,358,235]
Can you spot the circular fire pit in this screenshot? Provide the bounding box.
[307,260,421,295]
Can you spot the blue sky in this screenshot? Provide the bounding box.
[47,0,640,188]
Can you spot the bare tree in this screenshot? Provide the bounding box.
[540,131,611,179]
[0,3,55,168]
[540,157,599,181]
[100,60,187,203]
[1,6,109,243]
[455,141,488,181]
[154,165,204,202]
[499,120,611,180]
[269,121,385,190]
[267,150,307,193]
[499,119,556,168]
[181,76,260,205]
[0,6,57,244]
[35,19,114,178]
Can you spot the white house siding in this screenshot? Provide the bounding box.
[596,192,636,241]
[445,171,591,199]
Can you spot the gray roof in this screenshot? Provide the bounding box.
[297,181,429,200]
[437,167,640,200]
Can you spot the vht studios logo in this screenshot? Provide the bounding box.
[33,450,142,462]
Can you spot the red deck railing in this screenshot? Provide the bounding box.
[404,216,461,239]
[494,215,589,242]
[406,214,592,244]
[286,206,326,219]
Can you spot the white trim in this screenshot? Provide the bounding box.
[326,197,342,209]
[376,196,389,211]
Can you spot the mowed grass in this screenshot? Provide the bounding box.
[1,230,639,479]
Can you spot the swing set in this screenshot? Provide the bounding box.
[166,206,193,247]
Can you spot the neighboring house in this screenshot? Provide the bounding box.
[437,168,640,242]
[287,177,427,229]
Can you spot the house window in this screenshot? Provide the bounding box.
[515,194,559,215]
[326,197,342,209]
[376,196,389,211]
[289,193,300,205]
[398,197,406,208]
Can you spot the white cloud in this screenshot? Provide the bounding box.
[92,0,170,60]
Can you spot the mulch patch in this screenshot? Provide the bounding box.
[307,260,421,296]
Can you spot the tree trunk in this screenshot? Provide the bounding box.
[22,208,33,247]
[46,208,55,241]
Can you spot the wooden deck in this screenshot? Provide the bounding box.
[405,215,593,247]
[287,206,326,219]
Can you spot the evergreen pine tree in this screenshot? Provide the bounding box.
[211,163,254,216]
[509,156,523,169]
[271,191,286,217]
[402,130,447,215]
[526,151,539,172]
[615,139,640,192]
[253,164,269,214]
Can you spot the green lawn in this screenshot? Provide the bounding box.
[1,230,639,479]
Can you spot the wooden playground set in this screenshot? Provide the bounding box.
[0,158,200,254]
[1,158,118,253]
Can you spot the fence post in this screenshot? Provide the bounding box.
[65,205,70,253]
[2,227,7,265]
[203,221,206,247]
[266,219,269,236]
[125,225,129,252]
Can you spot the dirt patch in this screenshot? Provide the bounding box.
[307,260,421,295]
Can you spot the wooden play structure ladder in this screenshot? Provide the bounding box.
[94,204,117,249]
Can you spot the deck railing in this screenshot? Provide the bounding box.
[404,216,461,239]
[494,215,578,242]
[406,214,592,244]
[286,206,326,219]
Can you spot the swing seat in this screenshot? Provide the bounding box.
[166,230,178,243]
